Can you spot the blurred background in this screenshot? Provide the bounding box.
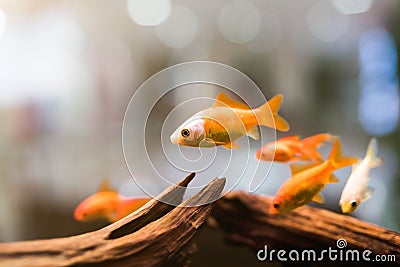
[0,0,399,265]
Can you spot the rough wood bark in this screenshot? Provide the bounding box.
[210,191,400,266]
[0,173,226,267]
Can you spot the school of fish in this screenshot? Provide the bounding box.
[75,91,384,223]
[269,138,359,214]
[169,91,383,215]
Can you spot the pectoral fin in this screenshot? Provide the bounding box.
[328,174,339,183]
[202,138,226,147]
[224,141,240,149]
[247,126,260,140]
[362,186,375,201]
[312,193,325,204]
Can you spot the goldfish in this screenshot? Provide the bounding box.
[170,92,289,149]
[255,133,334,162]
[339,138,383,214]
[269,138,359,215]
[74,180,151,223]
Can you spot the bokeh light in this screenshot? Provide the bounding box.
[331,0,374,15]
[218,0,261,44]
[0,9,87,108]
[127,0,171,26]
[358,85,399,135]
[245,11,282,53]
[307,0,349,43]
[155,5,198,49]
[0,8,6,38]
[358,28,399,136]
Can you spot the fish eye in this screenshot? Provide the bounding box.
[351,201,358,208]
[181,129,190,138]
[273,203,279,209]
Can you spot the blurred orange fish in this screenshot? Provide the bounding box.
[74,180,150,223]
[170,92,289,149]
[269,138,359,215]
[255,133,334,162]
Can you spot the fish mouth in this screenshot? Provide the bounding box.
[73,210,83,221]
[268,205,278,215]
[340,205,352,214]
[255,149,262,160]
[341,208,350,214]
[170,132,178,144]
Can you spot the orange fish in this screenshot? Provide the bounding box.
[256,133,334,162]
[170,92,289,149]
[74,180,150,223]
[269,138,359,215]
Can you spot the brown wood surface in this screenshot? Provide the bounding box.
[0,173,226,267]
[210,191,400,266]
[1,177,399,267]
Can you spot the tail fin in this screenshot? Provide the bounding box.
[328,138,359,170]
[297,147,324,162]
[301,133,335,149]
[366,138,384,168]
[299,133,335,161]
[255,94,290,132]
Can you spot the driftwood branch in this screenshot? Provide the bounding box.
[0,173,226,267]
[211,191,400,266]
[1,179,399,267]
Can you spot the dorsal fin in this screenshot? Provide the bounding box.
[290,162,320,175]
[212,92,250,109]
[98,179,117,192]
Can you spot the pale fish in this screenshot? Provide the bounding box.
[339,138,383,214]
